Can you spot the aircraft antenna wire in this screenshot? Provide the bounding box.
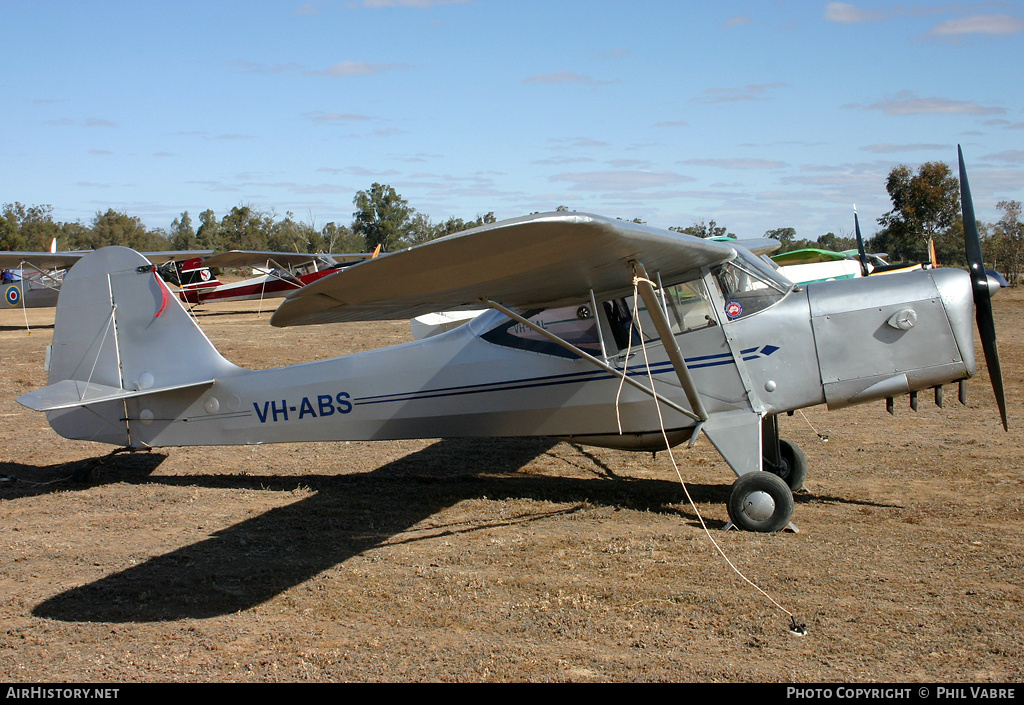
[625,272,802,631]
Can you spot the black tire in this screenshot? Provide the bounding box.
[727,471,794,533]
[765,439,808,492]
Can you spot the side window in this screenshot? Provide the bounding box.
[602,298,639,350]
[659,280,717,334]
[482,304,601,358]
[602,279,716,353]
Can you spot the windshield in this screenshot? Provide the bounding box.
[713,251,792,321]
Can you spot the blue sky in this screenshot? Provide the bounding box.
[2,0,1022,242]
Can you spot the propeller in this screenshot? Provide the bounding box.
[853,206,871,277]
[958,145,1008,431]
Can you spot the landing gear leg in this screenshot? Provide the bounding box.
[762,415,808,491]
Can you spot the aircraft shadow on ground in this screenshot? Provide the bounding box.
[0,323,54,332]
[0,451,167,498]
[25,437,891,623]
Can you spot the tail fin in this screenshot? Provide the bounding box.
[18,247,241,445]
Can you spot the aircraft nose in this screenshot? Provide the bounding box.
[986,274,1003,298]
[930,268,976,375]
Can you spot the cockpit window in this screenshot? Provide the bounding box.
[713,255,791,321]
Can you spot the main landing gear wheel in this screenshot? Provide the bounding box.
[727,471,794,533]
[765,439,808,492]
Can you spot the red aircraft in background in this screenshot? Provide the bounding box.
[170,248,379,305]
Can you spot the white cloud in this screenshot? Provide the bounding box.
[550,170,694,192]
[681,158,787,170]
[305,112,377,123]
[307,61,409,77]
[361,0,471,7]
[981,150,1024,164]
[863,91,1005,116]
[596,48,631,60]
[692,83,787,104]
[859,143,949,153]
[523,71,617,86]
[926,14,1024,37]
[724,16,752,28]
[824,2,886,24]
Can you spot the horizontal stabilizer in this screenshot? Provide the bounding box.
[272,212,736,327]
[17,377,215,412]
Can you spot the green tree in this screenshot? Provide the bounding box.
[219,205,273,251]
[318,222,365,253]
[764,227,797,250]
[0,203,30,251]
[670,219,732,239]
[87,209,168,251]
[419,211,499,245]
[267,211,315,253]
[352,183,413,252]
[169,211,196,250]
[58,220,90,250]
[195,209,221,250]
[875,161,962,265]
[815,232,856,252]
[985,200,1024,285]
[0,203,62,251]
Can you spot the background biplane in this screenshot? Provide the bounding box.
[16,150,1006,533]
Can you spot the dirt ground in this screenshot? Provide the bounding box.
[0,285,1021,683]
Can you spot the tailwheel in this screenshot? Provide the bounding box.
[727,471,794,533]
[765,439,808,492]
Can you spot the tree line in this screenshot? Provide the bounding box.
[0,188,496,258]
[3,164,1021,283]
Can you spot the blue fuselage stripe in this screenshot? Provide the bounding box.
[352,351,743,407]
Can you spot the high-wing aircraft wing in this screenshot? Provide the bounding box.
[736,239,780,256]
[0,251,212,270]
[272,212,737,327]
[0,252,88,270]
[199,250,372,270]
[143,250,214,265]
[711,237,780,257]
[330,252,378,264]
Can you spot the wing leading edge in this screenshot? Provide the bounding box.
[271,212,737,327]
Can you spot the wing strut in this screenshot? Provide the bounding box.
[631,261,709,424]
[481,297,704,424]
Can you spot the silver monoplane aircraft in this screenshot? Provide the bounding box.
[0,250,87,309]
[17,149,1006,532]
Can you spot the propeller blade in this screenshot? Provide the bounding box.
[854,207,870,277]
[958,145,1008,430]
